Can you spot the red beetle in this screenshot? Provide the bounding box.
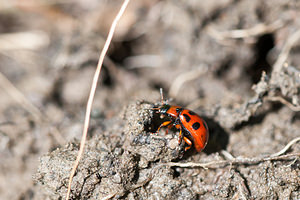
[153,89,209,152]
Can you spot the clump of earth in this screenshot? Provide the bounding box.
[0,0,299,199]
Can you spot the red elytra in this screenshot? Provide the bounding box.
[153,89,209,152]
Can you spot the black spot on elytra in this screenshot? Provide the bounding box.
[188,111,196,115]
[183,114,191,122]
[192,122,200,130]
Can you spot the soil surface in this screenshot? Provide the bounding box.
[0,0,299,199]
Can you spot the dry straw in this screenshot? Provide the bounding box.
[65,1,130,199]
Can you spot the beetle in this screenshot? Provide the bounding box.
[153,89,209,152]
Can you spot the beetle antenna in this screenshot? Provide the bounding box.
[160,88,164,104]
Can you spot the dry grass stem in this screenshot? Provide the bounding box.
[271,136,300,157]
[165,153,299,169]
[165,136,300,169]
[266,96,300,112]
[272,29,300,74]
[65,0,130,199]
[208,20,283,41]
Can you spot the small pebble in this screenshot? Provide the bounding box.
[168,138,178,150]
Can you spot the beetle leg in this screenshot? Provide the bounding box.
[177,126,183,144]
[165,124,173,135]
[183,137,192,151]
[174,124,181,129]
[155,121,172,134]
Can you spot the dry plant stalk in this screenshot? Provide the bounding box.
[165,136,300,169]
[207,20,283,41]
[65,0,130,199]
[272,29,300,75]
[266,96,300,112]
[270,136,300,157]
[166,152,299,168]
[267,29,300,111]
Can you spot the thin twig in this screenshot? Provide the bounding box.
[272,29,300,74]
[266,96,300,112]
[0,72,65,145]
[165,136,300,169]
[65,1,130,200]
[165,153,299,169]
[207,20,283,41]
[271,137,300,157]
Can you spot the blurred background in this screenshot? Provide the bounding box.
[0,0,299,199]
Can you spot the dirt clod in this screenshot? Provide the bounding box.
[0,0,299,199]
